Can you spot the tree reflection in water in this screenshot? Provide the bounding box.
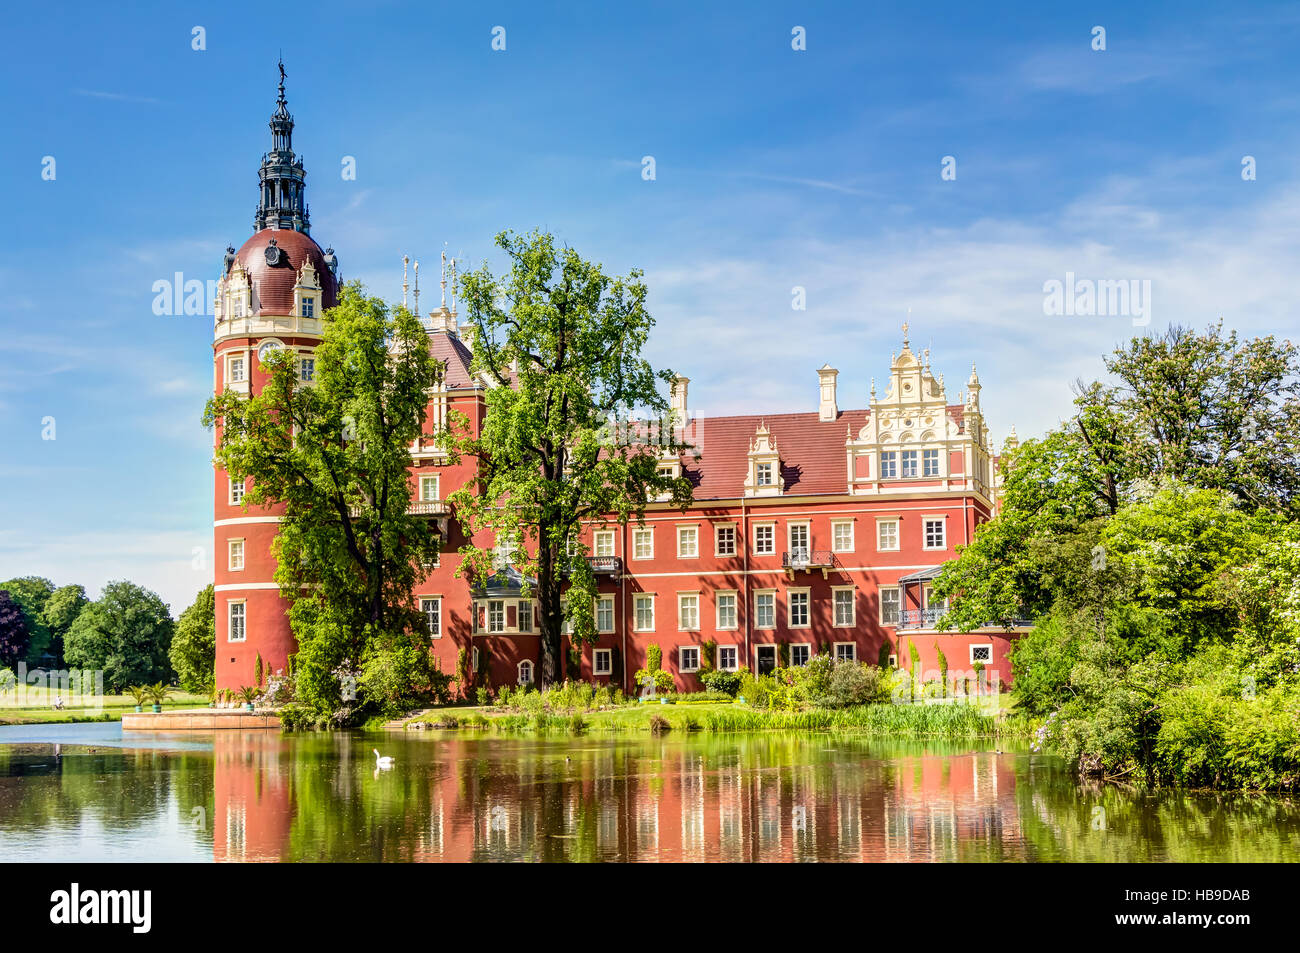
[2,731,1297,861]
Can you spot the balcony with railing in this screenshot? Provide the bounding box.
[782,549,835,579]
[347,498,451,517]
[897,607,948,629]
[587,555,622,575]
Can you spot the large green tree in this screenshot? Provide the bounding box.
[64,581,173,692]
[0,591,31,668]
[0,576,55,664]
[203,283,445,713]
[42,584,87,666]
[451,230,692,686]
[169,585,215,694]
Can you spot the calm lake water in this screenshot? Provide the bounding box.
[1,723,1296,862]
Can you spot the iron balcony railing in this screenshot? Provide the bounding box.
[781,549,835,570]
[897,607,947,628]
[587,555,622,575]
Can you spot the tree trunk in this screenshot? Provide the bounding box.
[537,542,560,687]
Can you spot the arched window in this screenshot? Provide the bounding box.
[517,660,534,686]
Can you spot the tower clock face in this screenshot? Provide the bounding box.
[258,341,281,362]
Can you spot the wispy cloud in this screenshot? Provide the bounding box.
[71,88,162,105]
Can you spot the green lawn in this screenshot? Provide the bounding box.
[0,688,209,726]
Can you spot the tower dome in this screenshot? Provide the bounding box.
[229,228,339,317]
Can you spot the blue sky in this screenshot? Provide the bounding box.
[3,1,1299,613]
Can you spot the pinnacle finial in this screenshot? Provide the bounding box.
[902,319,910,349]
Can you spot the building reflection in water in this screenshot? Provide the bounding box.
[209,732,1029,862]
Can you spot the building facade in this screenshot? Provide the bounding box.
[212,74,1028,696]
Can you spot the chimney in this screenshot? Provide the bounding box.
[670,376,689,423]
[817,364,839,421]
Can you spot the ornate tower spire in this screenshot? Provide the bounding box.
[254,60,311,233]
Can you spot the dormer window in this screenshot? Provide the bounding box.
[232,298,244,318]
[300,297,315,318]
[743,422,784,497]
[880,451,897,479]
[901,449,919,478]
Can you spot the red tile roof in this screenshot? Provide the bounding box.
[427,331,477,388]
[681,405,969,500]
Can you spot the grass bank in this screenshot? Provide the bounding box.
[0,692,209,726]
[399,699,1030,739]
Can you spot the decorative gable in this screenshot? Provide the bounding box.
[743,422,784,497]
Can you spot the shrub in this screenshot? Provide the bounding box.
[632,667,674,694]
[475,686,489,706]
[826,661,884,707]
[646,644,663,672]
[649,714,671,733]
[700,668,743,696]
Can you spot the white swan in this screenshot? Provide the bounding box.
[373,748,395,769]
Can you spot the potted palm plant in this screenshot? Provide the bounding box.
[127,685,150,713]
[147,682,173,713]
[237,685,259,712]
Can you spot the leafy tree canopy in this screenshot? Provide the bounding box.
[64,581,173,692]
[450,230,693,686]
[204,282,445,713]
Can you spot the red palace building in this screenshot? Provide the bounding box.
[212,74,1030,695]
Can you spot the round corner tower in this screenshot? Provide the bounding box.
[212,63,339,691]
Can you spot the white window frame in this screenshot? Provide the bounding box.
[594,530,616,558]
[787,521,811,558]
[901,449,919,478]
[518,600,533,633]
[633,528,654,560]
[228,353,246,384]
[678,592,700,631]
[789,643,811,667]
[229,477,245,506]
[714,523,737,557]
[634,594,655,632]
[300,296,315,319]
[831,520,854,553]
[834,642,857,662]
[879,450,897,479]
[677,525,699,559]
[678,645,700,673]
[969,643,994,665]
[596,595,615,634]
[880,587,901,626]
[923,447,941,477]
[593,648,612,676]
[228,600,246,642]
[715,591,738,631]
[876,518,900,552]
[754,590,776,630]
[832,586,855,627]
[517,660,534,685]
[787,588,811,629]
[753,522,775,556]
[228,538,245,572]
[923,516,947,550]
[717,644,739,671]
[420,474,440,502]
[298,355,315,381]
[420,596,442,638]
[755,461,774,487]
[487,600,505,634]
